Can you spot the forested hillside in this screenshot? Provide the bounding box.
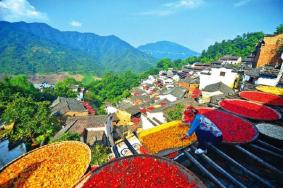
[199,32,265,62]
[0,21,156,75]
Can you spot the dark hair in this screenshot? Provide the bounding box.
[193,109,199,115]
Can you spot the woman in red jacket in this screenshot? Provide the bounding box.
[182,106,222,154]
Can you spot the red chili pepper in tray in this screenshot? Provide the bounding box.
[83,155,203,188]
[197,107,257,143]
[239,91,283,106]
[219,99,280,121]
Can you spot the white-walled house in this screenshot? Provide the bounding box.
[199,67,239,89]
[159,94,177,102]
[219,55,242,65]
[142,75,156,85]
[255,63,283,86]
[172,75,180,82]
[159,71,167,76]
[162,78,174,85]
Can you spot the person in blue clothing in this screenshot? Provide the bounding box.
[181,106,223,154]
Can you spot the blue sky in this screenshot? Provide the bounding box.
[0,0,282,52]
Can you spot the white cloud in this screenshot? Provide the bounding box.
[164,0,203,9]
[140,0,204,17]
[70,20,82,27]
[0,0,47,22]
[234,0,252,7]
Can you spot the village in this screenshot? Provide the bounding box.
[1,0,283,186]
[1,33,283,187]
[104,34,283,187]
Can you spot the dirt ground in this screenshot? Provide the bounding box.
[28,72,100,84]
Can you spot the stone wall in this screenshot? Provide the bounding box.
[256,34,283,67]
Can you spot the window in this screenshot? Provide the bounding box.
[220,72,226,76]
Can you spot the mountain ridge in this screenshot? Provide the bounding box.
[138,41,199,60]
[0,21,156,75]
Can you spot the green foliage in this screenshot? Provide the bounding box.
[90,144,110,166]
[40,77,79,102]
[0,21,155,75]
[53,78,78,98]
[83,71,141,113]
[140,67,160,79]
[50,132,81,143]
[98,105,107,115]
[0,76,41,111]
[167,104,185,122]
[1,97,60,146]
[0,75,82,147]
[0,30,100,74]
[274,24,283,35]
[82,74,96,88]
[201,32,264,62]
[157,58,172,70]
[149,56,198,72]
[156,58,187,70]
[9,75,36,93]
[184,56,200,64]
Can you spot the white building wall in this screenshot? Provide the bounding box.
[116,135,142,156]
[159,94,177,102]
[142,76,156,85]
[222,57,242,65]
[255,62,283,86]
[255,78,278,86]
[141,115,155,130]
[105,114,115,146]
[172,75,180,82]
[199,68,239,89]
[146,112,167,124]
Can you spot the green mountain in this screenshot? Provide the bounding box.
[138,41,199,60]
[0,21,156,75]
[199,32,265,62]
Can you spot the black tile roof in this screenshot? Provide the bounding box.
[51,97,87,115]
[203,82,235,96]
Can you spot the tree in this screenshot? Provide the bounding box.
[157,58,172,70]
[82,74,96,88]
[50,132,81,143]
[1,97,60,147]
[0,76,41,111]
[9,75,37,94]
[53,78,78,98]
[139,68,160,79]
[200,32,264,62]
[274,24,283,35]
[90,144,110,166]
[167,104,184,122]
[84,71,140,107]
